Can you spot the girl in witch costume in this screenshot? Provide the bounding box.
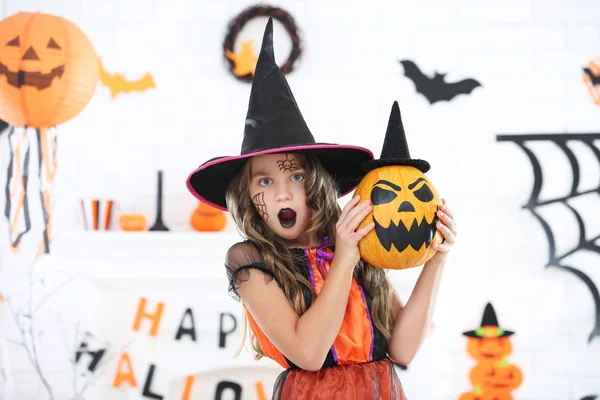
[186,18,457,400]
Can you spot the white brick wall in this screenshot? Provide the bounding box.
[1,0,599,399]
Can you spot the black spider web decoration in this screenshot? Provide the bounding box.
[497,133,600,344]
[581,395,599,400]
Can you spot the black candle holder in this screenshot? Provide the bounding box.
[149,170,169,231]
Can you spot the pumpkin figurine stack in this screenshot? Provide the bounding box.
[354,101,443,270]
[459,303,523,400]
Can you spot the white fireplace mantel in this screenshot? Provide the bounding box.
[38,230,245,280]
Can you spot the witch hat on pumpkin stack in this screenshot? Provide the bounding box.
[463,303,515,338]
[186,18,373,210]
[362,101,430,174]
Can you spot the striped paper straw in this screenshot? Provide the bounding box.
[80,199,114,230]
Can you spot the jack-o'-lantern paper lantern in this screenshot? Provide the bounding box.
[354,101,443,270]
[583,57,600,107]
[0,12,99,128]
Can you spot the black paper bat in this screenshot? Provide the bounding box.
[583,67,600,86]
[399,60,482,104]
[581,396,598,400]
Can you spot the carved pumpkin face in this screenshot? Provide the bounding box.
[470,362,523,394]
[467,336,512,363]
[354,165,443,270]
[0,12,98,127]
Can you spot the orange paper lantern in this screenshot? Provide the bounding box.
[583,57,600,107]
[0,12,99,128]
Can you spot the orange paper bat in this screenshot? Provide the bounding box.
[98,58,156,99]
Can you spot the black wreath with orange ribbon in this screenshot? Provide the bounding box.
[223,5,302,83]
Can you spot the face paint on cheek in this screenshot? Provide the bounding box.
[252,192,269,222]
[276,153,299,173]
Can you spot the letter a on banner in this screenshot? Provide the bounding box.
[112,352,138,388]
[175,308,197,342]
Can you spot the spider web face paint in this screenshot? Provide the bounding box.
[276,153,299,173]
[497,132,600,344]
[252,191,269,222]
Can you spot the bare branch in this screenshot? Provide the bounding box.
[74,338,136,397]
[27,288,54,399]
[7,295,54,400]
[0,336,25,347]
[33,276,76,317]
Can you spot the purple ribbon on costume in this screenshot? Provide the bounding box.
[315,236,333,277]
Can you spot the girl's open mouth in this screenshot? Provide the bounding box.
[278,208,297,228]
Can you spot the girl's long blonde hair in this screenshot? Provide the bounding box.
[226,153,395,359]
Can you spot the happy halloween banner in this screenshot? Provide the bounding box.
[39,272,282,400]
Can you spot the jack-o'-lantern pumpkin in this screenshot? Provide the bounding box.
[470,361,523,395]
[190,201,227,232]
[354,101,443,270]
[0,12,99,128]
[463,303,514,364]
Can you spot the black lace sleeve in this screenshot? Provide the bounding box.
[225,241,276,301]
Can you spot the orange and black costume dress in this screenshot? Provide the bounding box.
[226,240,407,400]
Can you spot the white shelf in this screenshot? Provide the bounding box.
[50,229,242,252]
[37,230,245,280]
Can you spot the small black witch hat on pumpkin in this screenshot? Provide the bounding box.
[187,18,373,210]
[362,101,430,174]
[463,303,515,338]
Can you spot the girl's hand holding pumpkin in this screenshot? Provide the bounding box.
[428,198,456,266]
[334,195,375,270]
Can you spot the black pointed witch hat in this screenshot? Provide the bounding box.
[463,303,515,338]
[362,101,430,173]
[187,18,373,211]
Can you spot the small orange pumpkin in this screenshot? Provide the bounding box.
[0,12,99,127]
[190,202,226,232]
[119,214,147,231]
[354,102,442,270]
